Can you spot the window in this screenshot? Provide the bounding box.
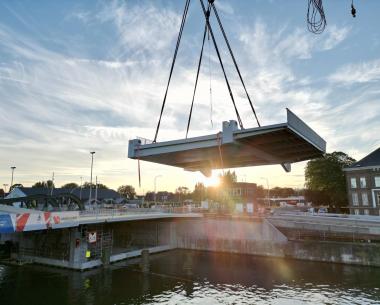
[362,192,369,206]
[375,176,380,187]
[350,178,357,188]
[360,177,367,188]
[354,209,360,215]
[352,192,359,206]
[364,209,369,215]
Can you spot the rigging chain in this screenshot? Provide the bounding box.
[186,4,211,138]
[211,2,260,127]
[199,0,244,130]
[153,0,191,143]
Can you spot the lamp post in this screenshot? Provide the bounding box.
[10,166,16,189]
[79,176,83,200]
[89,152,95,206]
[154,175,162,205]
[260,177,270,207]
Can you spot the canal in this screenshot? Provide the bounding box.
[0,250,379,305]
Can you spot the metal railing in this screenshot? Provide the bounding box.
[79,207,202,219]
[136,136,153,145]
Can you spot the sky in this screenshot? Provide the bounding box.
[0,0,379,194]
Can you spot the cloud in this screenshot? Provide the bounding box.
[322,25,350,50]
[329,59,380,84]
[0,0,374,192]
[93,1,181,55]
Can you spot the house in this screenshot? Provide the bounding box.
[5,187,122,210]
[344,147,380,216]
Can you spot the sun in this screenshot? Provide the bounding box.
[201,172,220,187]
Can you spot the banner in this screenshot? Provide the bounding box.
[0,211,80,233]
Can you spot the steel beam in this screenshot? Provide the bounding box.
[128,109,326,176]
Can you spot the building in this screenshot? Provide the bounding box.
[344,147,380,215]
[225,182,257,203]
[5,187,122,209]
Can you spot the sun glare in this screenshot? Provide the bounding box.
[202,173,220,187]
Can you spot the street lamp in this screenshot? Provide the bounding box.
[89,152,95,206]
[79,176,83,200]
[260,177,270,206]
[10,166,16,189]
[154,175,162,205]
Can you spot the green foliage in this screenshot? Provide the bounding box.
[82,182,108,189]
[270,187,295,197]
[118,185,136,199]
[32,180,55,188]
[175,186,190,202]
[192,182,206,202]
[61,182,79,189]
[10,183,23,191]
[305,151,355,209]
[219,170,237,186]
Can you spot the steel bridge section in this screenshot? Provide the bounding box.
[128,109,326,176]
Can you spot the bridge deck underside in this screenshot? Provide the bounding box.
[135,127,323,172]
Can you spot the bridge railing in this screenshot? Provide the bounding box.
[79,207,203,218]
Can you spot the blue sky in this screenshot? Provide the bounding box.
[0,0,379,193]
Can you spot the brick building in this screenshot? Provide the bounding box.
[344,148,380,215]
[225,182,257,203]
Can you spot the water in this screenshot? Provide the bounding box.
[0,250,379,305]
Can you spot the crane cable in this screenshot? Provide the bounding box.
[199,0,244,130]
[211,2,260,127]
[307,0,326,34]
[208,25,213,128]
[153,0,191,143]
[185,5,210,139]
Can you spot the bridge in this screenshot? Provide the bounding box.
[1,205,380,270]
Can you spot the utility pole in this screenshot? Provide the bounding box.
[50,172,55,196]
[260,177,270,207]
[10,166,16,191]
[154,175,162,205]
[89,151,95,206]
[80,176,83,200]
[95,176,98,209]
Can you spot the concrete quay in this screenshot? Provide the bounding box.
[2,210,380,270]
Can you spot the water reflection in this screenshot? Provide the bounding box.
[0,250,379,305]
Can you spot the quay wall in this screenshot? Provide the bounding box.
[174,217,380,267]
[3,216,380,269]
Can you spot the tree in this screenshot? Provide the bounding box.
[32,180,54,188]
[61,182,79,189]
[175,186,189,202]
[270,187,295,197]
[10,183,23,192]
[82,182,108,189]
[192,182,206,202]
[219,170,237,186]
[305,151,356,211]
[118,185,136,199]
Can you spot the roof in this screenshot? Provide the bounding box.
[347,147,380,169]
[229,182,257,188]
[14,187,121,200]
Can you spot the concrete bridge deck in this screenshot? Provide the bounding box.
[0,205,202,233]
[268,213,380,241]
